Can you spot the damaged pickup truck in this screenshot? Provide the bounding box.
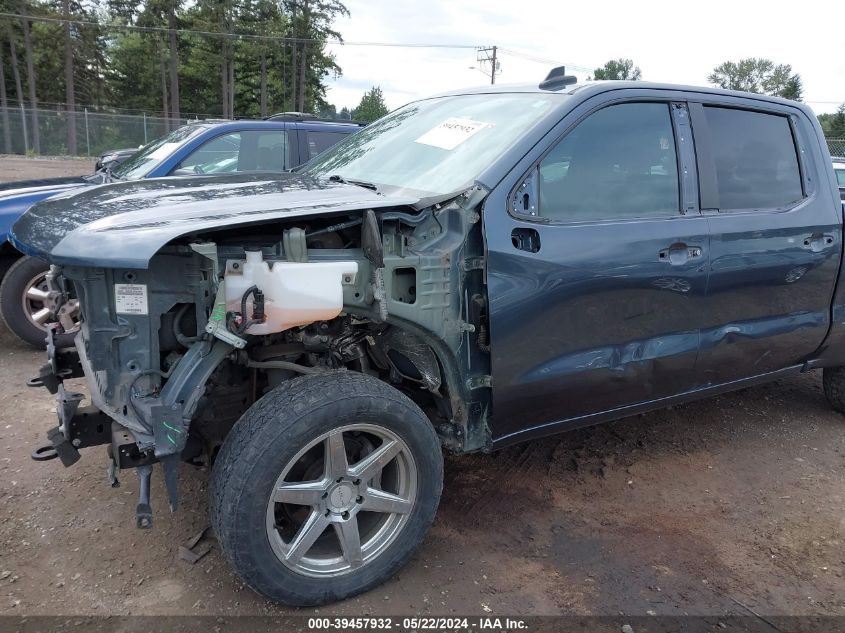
[11,71,845,606]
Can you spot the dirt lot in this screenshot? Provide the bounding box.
[0,155,95,181]
[0,157,843,618]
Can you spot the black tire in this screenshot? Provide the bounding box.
[823,366,845,413]
[211,370,443,606]
[2,256,45,348]
[0,256,75,349]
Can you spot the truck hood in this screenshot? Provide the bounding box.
[11,173,419,269]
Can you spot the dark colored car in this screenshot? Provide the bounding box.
[11,74,844,606]
[94,147,139,172]
[0,116,362,347]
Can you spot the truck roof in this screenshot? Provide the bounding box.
[434,80,817,118]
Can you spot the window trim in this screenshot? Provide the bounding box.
[688,101,808,215]
[508,99,685,226]
[670,102,700,215]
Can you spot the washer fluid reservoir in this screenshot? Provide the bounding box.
[224,250,358,335]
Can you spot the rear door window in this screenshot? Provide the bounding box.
[303,130,347,160]
[702,107,803,211]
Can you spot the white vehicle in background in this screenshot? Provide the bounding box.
[833,158,845,205]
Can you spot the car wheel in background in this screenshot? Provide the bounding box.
[0,256,75,349]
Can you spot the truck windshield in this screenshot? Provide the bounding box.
[111,125,207,181]
[302,93,558,197]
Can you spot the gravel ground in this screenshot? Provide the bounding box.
[0,157,843,618]
[0,155,95,181]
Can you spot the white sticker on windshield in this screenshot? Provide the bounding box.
[115,283,149,315]
[414,117,492,150]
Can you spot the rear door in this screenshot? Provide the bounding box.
[485,98,710,442]
[690,101,842,384]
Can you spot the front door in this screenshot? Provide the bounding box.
[485,100,709,443]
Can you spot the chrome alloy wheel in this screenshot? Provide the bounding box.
[265,423,418,577]
[21,271,79,333]
[21,271,54,330]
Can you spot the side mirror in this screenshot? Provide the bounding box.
[512,168,540,218]
[170,168,197,177]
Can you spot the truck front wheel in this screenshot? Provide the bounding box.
[211,371,444,606]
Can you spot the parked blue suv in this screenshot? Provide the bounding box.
[0,115,362,346]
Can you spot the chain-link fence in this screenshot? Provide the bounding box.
[2,105,845,161]
[828,139,845,158]
[0,105,219,158]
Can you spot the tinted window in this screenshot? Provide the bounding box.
[835,168,845,188]
[703,107,802,210]
[537,103,679,222]
[176,130,288,174]
[178,132,241,173]
[112,125,206,180]
[304,131,347,160]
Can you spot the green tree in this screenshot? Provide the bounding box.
[20,0,40,153]
[830,104,845,138]
[285,0,349,113]
[592,58,641,81]
[0,0,350,152]
[109,0,187,124]
[353,86,387,123]
[317,103,336,119]
[708,58,803,101]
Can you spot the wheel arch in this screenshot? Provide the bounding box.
[0,242,23,280]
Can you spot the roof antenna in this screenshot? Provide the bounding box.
[539,66,577,91]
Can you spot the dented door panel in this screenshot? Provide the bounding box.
[486,216,709,441]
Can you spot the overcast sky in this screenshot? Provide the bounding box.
[323,0,844,115]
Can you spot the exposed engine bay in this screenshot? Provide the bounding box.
[32,188,492,526]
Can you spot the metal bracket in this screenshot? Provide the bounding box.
[443,319,477,338]
[466,375,492,390]
[132,340,232,458]
[283,227,308,262]
[136,464,153,529]
[461,257,485,272]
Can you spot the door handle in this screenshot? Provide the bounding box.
[803,234,834,253]
[658,244,702,265]
[511,228,541,253]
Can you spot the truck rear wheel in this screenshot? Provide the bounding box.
[823,366,845,413]
[211,371,443,606]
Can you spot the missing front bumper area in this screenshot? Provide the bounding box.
[28,324,181,529]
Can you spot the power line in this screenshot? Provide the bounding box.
[0,12,486,48]
[497,48,595,74]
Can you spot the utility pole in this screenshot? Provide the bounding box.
[476,46,500,85]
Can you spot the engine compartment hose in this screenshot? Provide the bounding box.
[245,360,323,375]
[174,304,199,347]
